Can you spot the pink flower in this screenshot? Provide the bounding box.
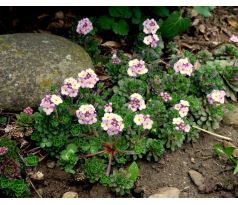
[61,77,80,97]
[104,103,113,113]
[78,68,99,88]
[112,53,121,65]
[159,92,172,102]
[174,58,194,76]
[143,19,159,34]
[172,117,190,133]
[128,93,146,112]
[76,104,97,125]
[229,35,238,43]
[143,34,159,48]
[101,113,124,136]
[40,95,62,115]
[23,107,33,115]
[0,147,8,155]
[207,90,226,105]
[76,18,93,35]
[174,100,190,117]
[127,59,148,77]
[134,114,153,130]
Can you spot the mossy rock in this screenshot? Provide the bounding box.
[0,33,93,111]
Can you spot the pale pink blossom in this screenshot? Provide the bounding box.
[78,68,99,88]
[76,104,97,125]
[229,35,238,43]
[134,114,153,130]
[128,93,146,112]
[143,19,159,34]
[127,59,148,77]
[174,58,194,76]
[104,103,113,113]
[101,113,124,136]
[207,90,226,104]
[76,18,93,35]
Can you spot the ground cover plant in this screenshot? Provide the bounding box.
[1,7,238,197]
[13,13,238,197]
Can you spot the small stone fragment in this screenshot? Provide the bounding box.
[62,191,78,198]
[30,171,44,180]
[191,157,195,163]
[149,187,180,198]
[46,160,56,169]
[188,170,205,191]
[36,188,44,196]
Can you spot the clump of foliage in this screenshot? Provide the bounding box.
[214,143,238,174]
[0,138,30,197]
[16,15,238,196]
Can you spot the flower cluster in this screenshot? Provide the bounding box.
[172,117,190,133]
[143,34,159,48]
[143,19,159,34]
[111,53,121,65]
[159,92,172,102]
[229,35,238,43]
[40,95,63,115]
[0,147,8,156]
[174,58,194,76]
[23,107,33,115]
[207,90,226,105]
[143,19,159,48]
[76,104,97,125]
[78,68,99,88]
[61,77,80,97]
[134,114,153,130]
[104,103,113,113]
[174,100,190,117]
[101,113,124,136]
[128,93,146,112]
[76,18,93,35]
[127,59,148,77]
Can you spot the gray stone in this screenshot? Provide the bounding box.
[223,105,238,128]
[149,187,180,198]
[188,170,205,191]
[62,191,78,198]
[0,33,93,111]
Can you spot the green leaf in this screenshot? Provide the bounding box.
[109,7,132,19]
[193,6,215,17]
[0,116,7,125]
[234,163,238,174]
[97,15,114,30]
[112,20,129,35]
[151,7,170,17]
[223,147,235,157]
[131,7,142,24]
[160,11,191,40]
[128,161,139,181]
[213,144,225,156]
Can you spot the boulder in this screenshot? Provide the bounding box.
[0,33,93,111]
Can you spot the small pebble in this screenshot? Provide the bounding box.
[62,191,78,198]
